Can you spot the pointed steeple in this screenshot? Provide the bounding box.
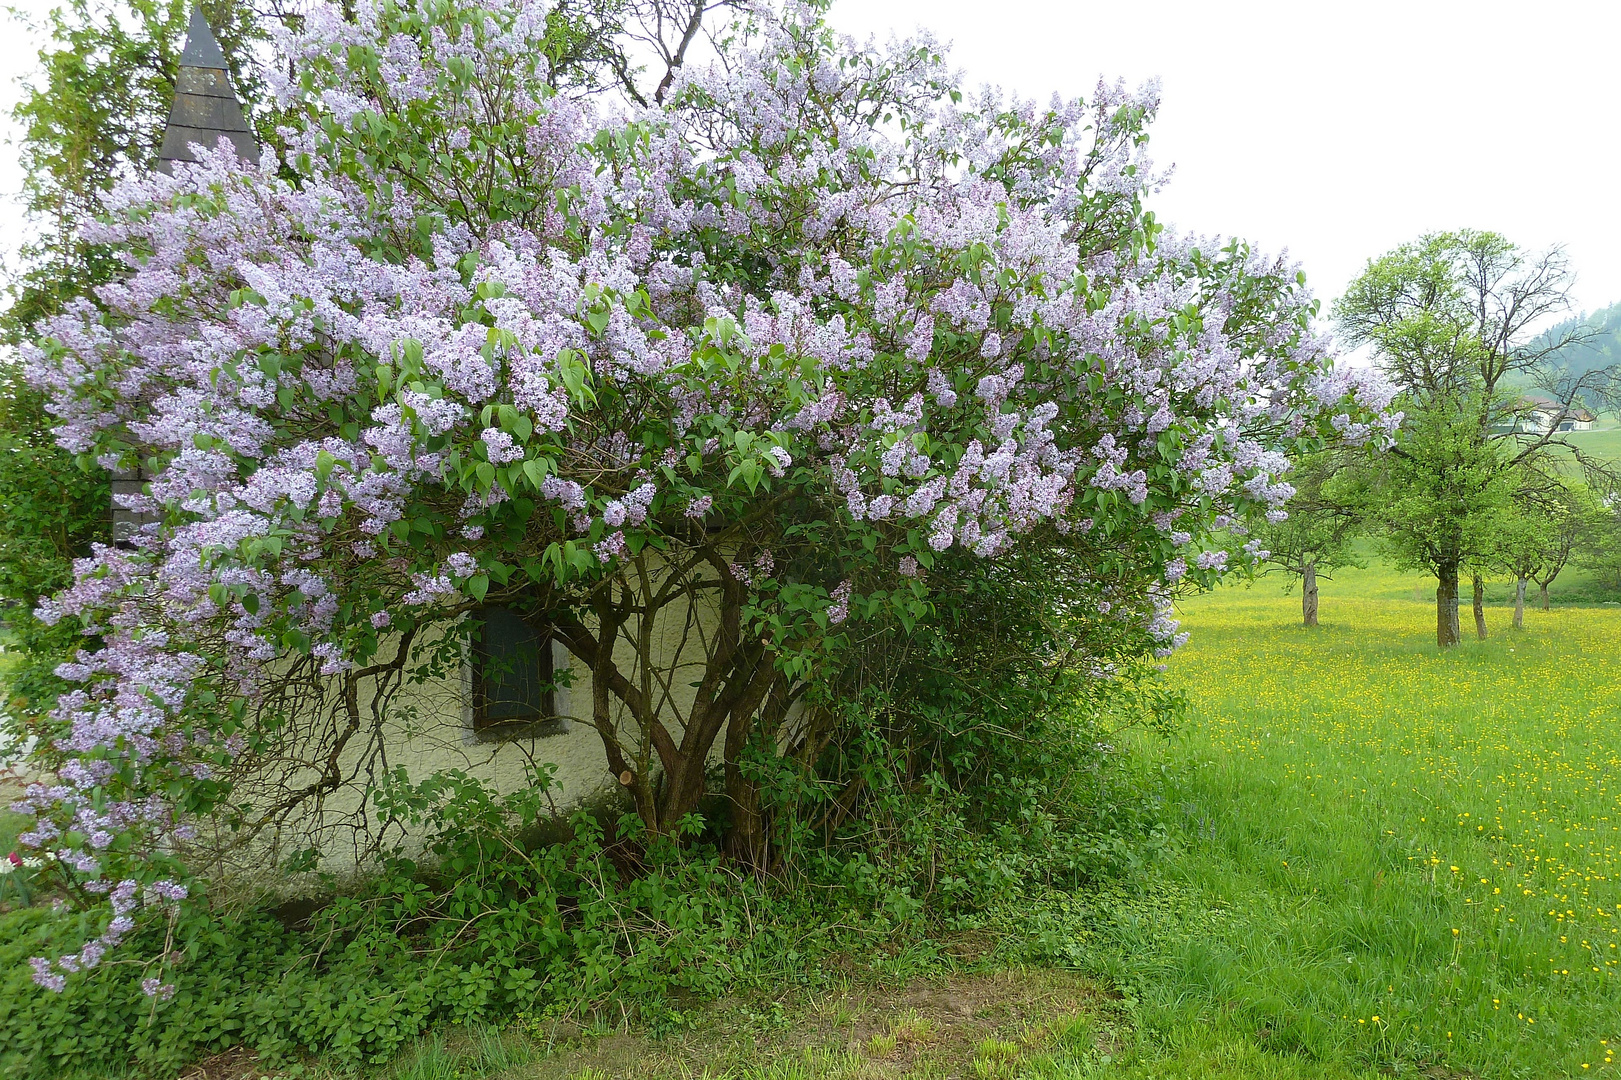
[156,5,258,173]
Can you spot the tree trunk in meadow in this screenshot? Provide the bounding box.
[1436,565,1461,648]
[1472,574,1487,640]
[1539,582,1550,610]
[1513,578,1526,630]
[1302,559,1319,627]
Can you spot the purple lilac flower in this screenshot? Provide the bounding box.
[827,580,853,625]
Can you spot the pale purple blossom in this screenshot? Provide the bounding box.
[827,580,852,625]
[140,978,176,1001]
[480,428,525,464]
[30,959,65,993]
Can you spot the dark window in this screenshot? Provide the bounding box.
[472,608,562,741]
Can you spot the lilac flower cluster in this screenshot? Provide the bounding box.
[17,0,1396,989]
[28,877,185,992]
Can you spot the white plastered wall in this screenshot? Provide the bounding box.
[234,564,733,887]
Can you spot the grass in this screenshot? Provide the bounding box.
[1549,421,1621,471]
[1113,559,1621,1079]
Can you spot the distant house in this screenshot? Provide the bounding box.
[1513,394,1596,435]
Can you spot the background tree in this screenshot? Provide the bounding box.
[3,0,277,344]
[1533,300,1621,388]
[1576,494,1621,594]
[1331,393,1514,645]
[1334,229,1618,647]
[1253,450,1364,627]
[1484,480,1608,629]
[1525,482,1608,610]
[0,363,110,710]
[1487,497,1547,631]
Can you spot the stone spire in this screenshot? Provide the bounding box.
[156,5,258,173]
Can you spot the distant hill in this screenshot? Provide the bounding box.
[1538,301,1621,380]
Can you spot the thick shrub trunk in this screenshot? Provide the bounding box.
[1513,578,1526,630]
[550,556,794,868]
[1436,565,1461,648]
[1472,574,1487,640]
[723,738,768,869]
[1302,559,1319,627]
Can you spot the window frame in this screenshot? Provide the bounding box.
[468,607,566,743]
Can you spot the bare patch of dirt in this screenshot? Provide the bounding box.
[517,969,1126,1080]
[176,1046,262,1080]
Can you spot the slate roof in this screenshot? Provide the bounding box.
[156,5,258,173]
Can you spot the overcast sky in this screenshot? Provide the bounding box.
[3,0,1618,321]
[829,0,1621,320]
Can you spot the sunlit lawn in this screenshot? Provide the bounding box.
[1119,561,1621,1079]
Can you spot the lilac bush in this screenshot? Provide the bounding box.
[18,0,1394,989]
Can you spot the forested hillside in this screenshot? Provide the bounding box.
[1542,300,1621,377]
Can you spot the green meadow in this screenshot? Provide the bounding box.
[1555,422,1621,469]
[1093,560,1621,1079]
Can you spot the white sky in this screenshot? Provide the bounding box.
[829,0,1621,319]
[3,0,1619,320]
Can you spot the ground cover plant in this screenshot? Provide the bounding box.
[15,558,1616,1080]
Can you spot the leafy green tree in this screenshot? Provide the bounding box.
[0,362,110,716]
[1490,499,1550,630]
[1518,482,1608,611]
[1254,450,1364,627]
[1484,483,1609,629]
[1334,230,1618,647]
[1334,396,1515,643]
[1576,494,1621,595]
